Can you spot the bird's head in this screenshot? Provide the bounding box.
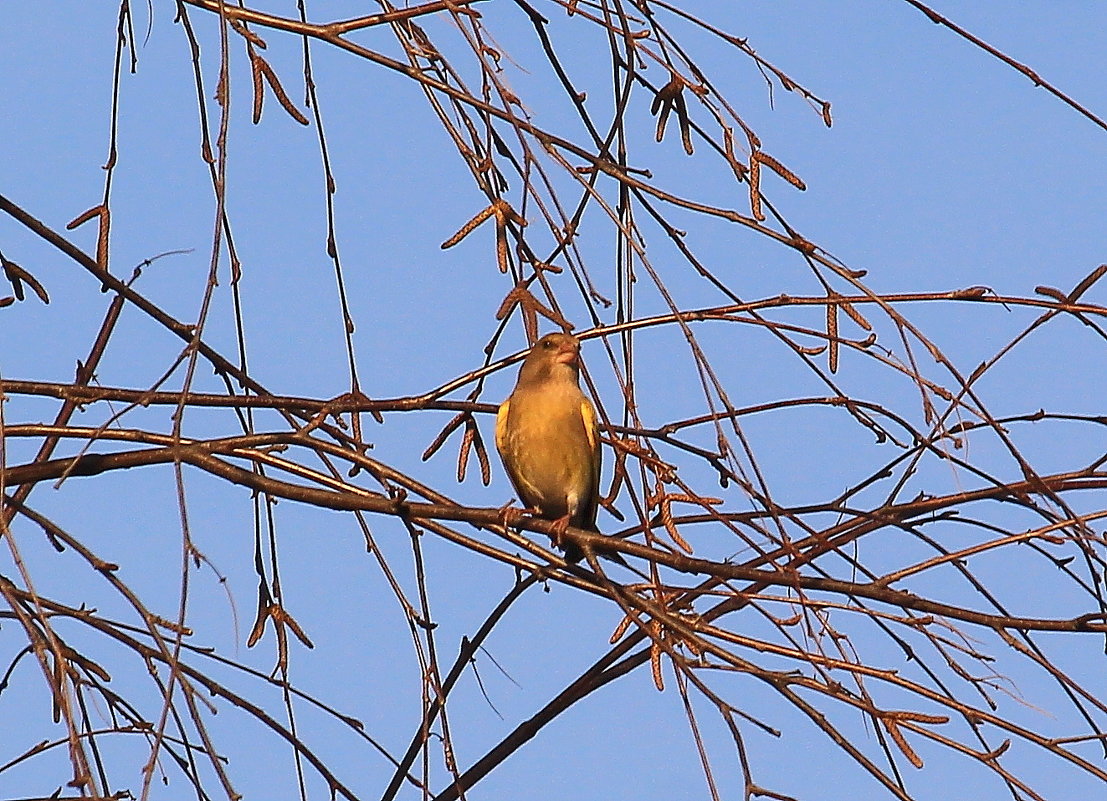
[519,332,582,384]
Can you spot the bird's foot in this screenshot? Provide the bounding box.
[549,515,585,562]
[497,501,538,529]
[549,514,573,549]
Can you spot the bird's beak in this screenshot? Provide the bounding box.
[554,343,579,366]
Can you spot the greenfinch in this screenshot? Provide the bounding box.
[496,332,605,562]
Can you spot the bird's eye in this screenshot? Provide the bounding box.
[542,340,554,348]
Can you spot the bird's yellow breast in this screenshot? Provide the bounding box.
[496,379,599,526]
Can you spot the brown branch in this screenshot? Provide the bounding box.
[5,436,1106,634]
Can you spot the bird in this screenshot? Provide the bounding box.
[495,332,614,563]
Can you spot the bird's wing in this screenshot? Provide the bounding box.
[580,397,602,529]
[495,398,510,455]
[495,398,534,506]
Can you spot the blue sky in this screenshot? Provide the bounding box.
[3,3,1107,800]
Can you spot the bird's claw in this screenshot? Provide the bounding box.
[497,501,539,529]
[549,514,573,549]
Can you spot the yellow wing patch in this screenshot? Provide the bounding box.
[580,398,599,453]
[495,399,511,455]
[580,397,602,530]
